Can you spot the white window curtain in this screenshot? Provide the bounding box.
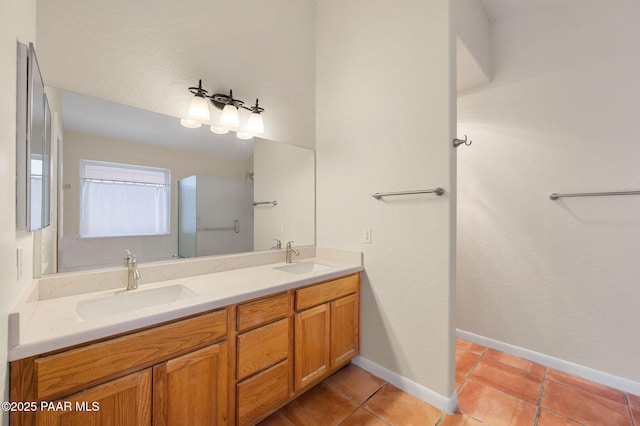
[30,157,43,230]
[79,160,170,238]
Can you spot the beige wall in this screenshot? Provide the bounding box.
[458,2,640,382]
[453,0,491,93]
[316,0,457,406]
[60,130,250,270]
[253,138,314,250]
[453,0,490,79]
[0,0,36,423]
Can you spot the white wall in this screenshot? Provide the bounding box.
[60,131,250,270]
[316,0,457,404]
[253,138,315,250]
[0,0,36,423]
[458,2,640,382]
[36,0,316,149]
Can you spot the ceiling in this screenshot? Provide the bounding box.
[46,0,594,149]
[61,90,254,160]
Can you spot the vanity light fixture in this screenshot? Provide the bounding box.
[181,80,265,138]
[236,132,253,140]
[180,118,202,129]
[186,80,211,123]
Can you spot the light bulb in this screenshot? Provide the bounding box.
[210,125,229,135]
[236,132,253,140]
[220,104,240,128]
[180,118,202,128]
[188,95,210,122]
[246,112,264,134]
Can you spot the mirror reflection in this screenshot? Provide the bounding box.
[54,90,314,273]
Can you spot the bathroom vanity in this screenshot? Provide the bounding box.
[9,252,361,426]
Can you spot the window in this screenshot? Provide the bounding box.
[30,156,43,231]
[79,160,170,238]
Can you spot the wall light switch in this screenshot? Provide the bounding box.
[363,228,372,244]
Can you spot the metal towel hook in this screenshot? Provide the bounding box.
[453,135,472,148]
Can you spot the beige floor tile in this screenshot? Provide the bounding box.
[257,411,293,426]
[536,409,583,426]
[324,364,385,405]
[458,379,537,425]
[484,349,545,376]
[438,412,484,425]
[541,380,631,426]
[340,408,388,426]
[279,383,357,426]
[629,393,640,426]
[456,338,486,356]
[365,384,443,426]
[471,358,543,404]
[545,368,626,405]
[456,348,480,390]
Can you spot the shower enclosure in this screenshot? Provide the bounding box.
[178,175,253,258]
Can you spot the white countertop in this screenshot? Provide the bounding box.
[9,256,363,361]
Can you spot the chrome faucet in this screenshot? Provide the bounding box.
[271,239,282,249]
[285,241,299,263]
[125,251,140,290]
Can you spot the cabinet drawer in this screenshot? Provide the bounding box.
[237,292,289,332]
[295,274,359,311]
[237,360,290,426]
[237,318,289,380]
[35,309,227,400]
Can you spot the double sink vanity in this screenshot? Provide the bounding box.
[9,247,363,425]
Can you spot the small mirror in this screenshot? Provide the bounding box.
[17,42,51,232]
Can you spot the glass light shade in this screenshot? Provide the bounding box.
[210,125,229,135]
[246,112,264,134]
[180,118,202,128]
[220,104,240,128]
[236,132,253,140]
[188,95,210,122]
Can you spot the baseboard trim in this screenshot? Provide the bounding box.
[352,355,458,413]
[457,329,640,396]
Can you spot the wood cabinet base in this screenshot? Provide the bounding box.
[10,272,361,426]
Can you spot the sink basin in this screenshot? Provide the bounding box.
[274,262,331,275]
[76,284,198,320]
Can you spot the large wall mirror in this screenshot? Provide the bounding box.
[34,1,316,276]
[51,89,314,273]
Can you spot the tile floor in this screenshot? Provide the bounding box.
[259,339,640,425]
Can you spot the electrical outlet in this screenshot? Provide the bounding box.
[363,228,372,244]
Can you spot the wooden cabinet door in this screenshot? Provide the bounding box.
[237,360,290,426]
[294,304,330,390]
[330,294,359,368]
[153,342,228,426]
[36,369,151,426]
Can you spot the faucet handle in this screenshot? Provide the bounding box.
[272,239,282,249]
[286,241,295,248]
[124,249,132,265]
